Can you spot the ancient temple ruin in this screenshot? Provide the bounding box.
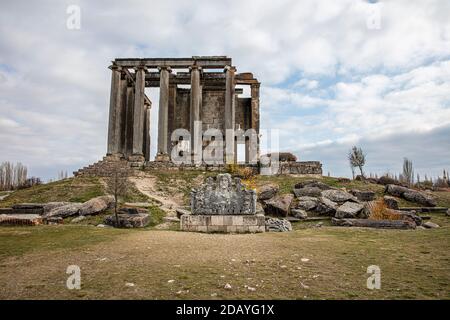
[106,56,260,164]
[74,55,323,176]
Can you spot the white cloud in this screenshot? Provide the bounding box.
[0,0,449,179]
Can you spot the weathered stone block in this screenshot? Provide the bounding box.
[180,214,264,233]
[211,215,224,225]
[191,174,256,215]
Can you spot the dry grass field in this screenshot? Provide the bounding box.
[0,172,449,300]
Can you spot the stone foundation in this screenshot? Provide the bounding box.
[73,155,136,177]
[74,157,322,177]
[180,214,265,233]
[278,161,322,175]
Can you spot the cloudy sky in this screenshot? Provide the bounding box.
[0,0,449,180]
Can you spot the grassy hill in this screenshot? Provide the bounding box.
[0,176,149,207]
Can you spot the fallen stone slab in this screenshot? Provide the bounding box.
[295,196,318,211]
[294,180,332,190]
[291,208,308,219]
[331,218,416,229]
[385,184,436,207]
[42,202,72,214]
[43,203,82,218]
[0,208,15,215]
[104,213,150,228]
[315,197,338,216]
[321,189,358,203]
[264,194,293,217]
[79,195,115,216]
[0,214,42,226]
[350,190,375,202]
[10,203,44,214]
[11,203,44,210]
[293,186,322,198]
[257,184,279,201]
[335,201,364,219]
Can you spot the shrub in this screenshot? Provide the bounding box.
[226,164,255,180]
[368,200,403,221]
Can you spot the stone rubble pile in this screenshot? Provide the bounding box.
[257,179,441,230]
[0,195,116,226]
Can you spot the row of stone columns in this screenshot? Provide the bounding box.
[107,64,151,162]
[108,63,244,164]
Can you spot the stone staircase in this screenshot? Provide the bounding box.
[73,154,144,177]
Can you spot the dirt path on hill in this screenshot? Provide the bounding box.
[129,172,182,217]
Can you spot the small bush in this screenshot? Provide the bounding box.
[226,164,255,180]
[368,200,402,221]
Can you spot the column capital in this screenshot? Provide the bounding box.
[189,64,202,72]
[224,65,237,73]
[108,63,122,71]
[133,65,148,72]
[157,66,172,73]
[251,82,261,89]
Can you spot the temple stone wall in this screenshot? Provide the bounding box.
[174,89,190,130]
[201,90,226,131]
[235,97,251,130]
[278,161,323,175]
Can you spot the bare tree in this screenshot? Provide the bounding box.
[350,164,355,180]
[402,158,414,187]
[0,162,29,191]
[104,165,130,227]
[348,146,366,178]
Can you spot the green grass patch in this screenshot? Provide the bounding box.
[0,176,150,208]
[121,183,151,203]
[0,225,127,259]
[148,205,166,226]
[151,170,218,204]
[254,175,385,195]
[0,177,104,207]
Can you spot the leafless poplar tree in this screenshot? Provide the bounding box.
[402,158,414,187]
[348,146,366,178]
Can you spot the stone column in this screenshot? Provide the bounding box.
[107,64,121,155]
[131,65,146,160]
[124,86,135,157]
[224,65,236,164]
[156,66,171,161]
[143,101,151,161]
[251,82,260,159]
[167,84,177,157]
[190,65,202,162]
[117,76,128,155]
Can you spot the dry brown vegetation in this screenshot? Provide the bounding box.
[368,200,403,221]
